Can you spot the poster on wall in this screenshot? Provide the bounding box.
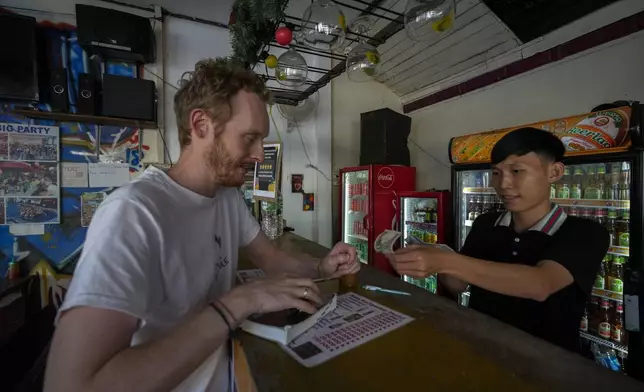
[0,122,60,225]
[253,142,282,201]
[81,192,107,227]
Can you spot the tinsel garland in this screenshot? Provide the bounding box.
[229,0,290,68]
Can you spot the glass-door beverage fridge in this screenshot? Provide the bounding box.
[448,103,644,380]
[338,165,416,275]
[397,191,451,293]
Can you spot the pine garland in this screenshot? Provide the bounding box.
[229,0,290,68]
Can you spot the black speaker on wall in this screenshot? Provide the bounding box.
[77,73,99,115]
[359,108,411,166]
[102,74,156,121]
[50,69,69,113]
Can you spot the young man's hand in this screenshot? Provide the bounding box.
[319,242,360,278]
[388,245,453,278]
[220,277,323,320]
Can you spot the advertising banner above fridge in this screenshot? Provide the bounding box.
[448,106,641,164]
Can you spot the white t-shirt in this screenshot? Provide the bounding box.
[59,166,260,391]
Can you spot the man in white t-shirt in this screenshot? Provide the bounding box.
[44,58,360,392]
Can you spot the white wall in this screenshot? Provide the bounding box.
[330,72,402,241]
[163,16,231,161]
[5,0,334,247]
[408,30,644,191]
[162,15,334,247]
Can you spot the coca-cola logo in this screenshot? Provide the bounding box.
[377,167,395,189]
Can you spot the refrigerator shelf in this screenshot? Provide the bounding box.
[608,246,629,257]
[592,288,623,302]
[404,221,437,231]
[463,187,497,195]
[348,234,368,241]
[552,198,630,209]
[579,331,628,353]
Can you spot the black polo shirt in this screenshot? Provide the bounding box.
[460,204,609,352]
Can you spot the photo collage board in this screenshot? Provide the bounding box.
[0,122,60,225]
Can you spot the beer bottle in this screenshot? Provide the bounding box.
[584,166,599,199]
[596,164,608,199]
[617,210,630,247]
[610,163,621,200]
[602,254,612,290]
[581,208,593,221]
[594,209,607,226]
[557,167,571,199]
[612,302,624,344]
[606,210,618,246]
[473,196,483,219]
[588,296,600,334]
[595,257,607,290]
[580,306,589,332]
[598,299,612,340]
[468,197,476,221]
[610,256,625,294]
[571,166,584,199]
[620,162,631,201]
[568,207,579,218]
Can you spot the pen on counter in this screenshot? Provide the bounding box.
[363,285,411,296]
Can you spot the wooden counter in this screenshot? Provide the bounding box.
[238,233,643,392]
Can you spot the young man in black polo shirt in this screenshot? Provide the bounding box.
[389,127,609,351]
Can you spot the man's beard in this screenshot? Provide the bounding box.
[206,138,245,187]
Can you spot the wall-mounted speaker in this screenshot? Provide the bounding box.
[360,108,411,166]
[77,73,99,115]
[50,69,68,113]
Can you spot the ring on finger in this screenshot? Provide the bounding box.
[303,288,309,298]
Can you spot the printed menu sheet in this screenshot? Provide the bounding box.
[281,292,414,367]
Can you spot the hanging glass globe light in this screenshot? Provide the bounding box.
[404,0,456,42]
[346,16,380,82]
[275,47,308,87]
[300,0,346,51]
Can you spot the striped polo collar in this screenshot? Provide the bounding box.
[494,204,567,236]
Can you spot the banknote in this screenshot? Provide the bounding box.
[374,230,401,254]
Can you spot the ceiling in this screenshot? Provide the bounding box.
[374,0,622,97]
[122,0,628,100]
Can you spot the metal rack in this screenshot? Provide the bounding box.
[279,0,406,106]
[97,0,406,106]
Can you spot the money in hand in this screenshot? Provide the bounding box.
[374,230,401,254]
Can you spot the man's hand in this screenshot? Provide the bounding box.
[319,242,360,279]
[388,245,453,278]
[221,277,323,319]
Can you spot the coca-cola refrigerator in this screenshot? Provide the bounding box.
[397,191,451,293]
[338,165,416,274]
[448,103,644,380]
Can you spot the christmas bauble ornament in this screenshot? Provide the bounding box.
[276,48,308,87]
[300,0,346,51]
[275,26,293,46]
[265,54,278,69]
[404,0,456,41]
[346,16,380,82]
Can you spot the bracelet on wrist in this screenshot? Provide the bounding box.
[209,302,236,338]
[215,298,237,326]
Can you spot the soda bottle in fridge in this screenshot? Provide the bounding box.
[397,191,451,294]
